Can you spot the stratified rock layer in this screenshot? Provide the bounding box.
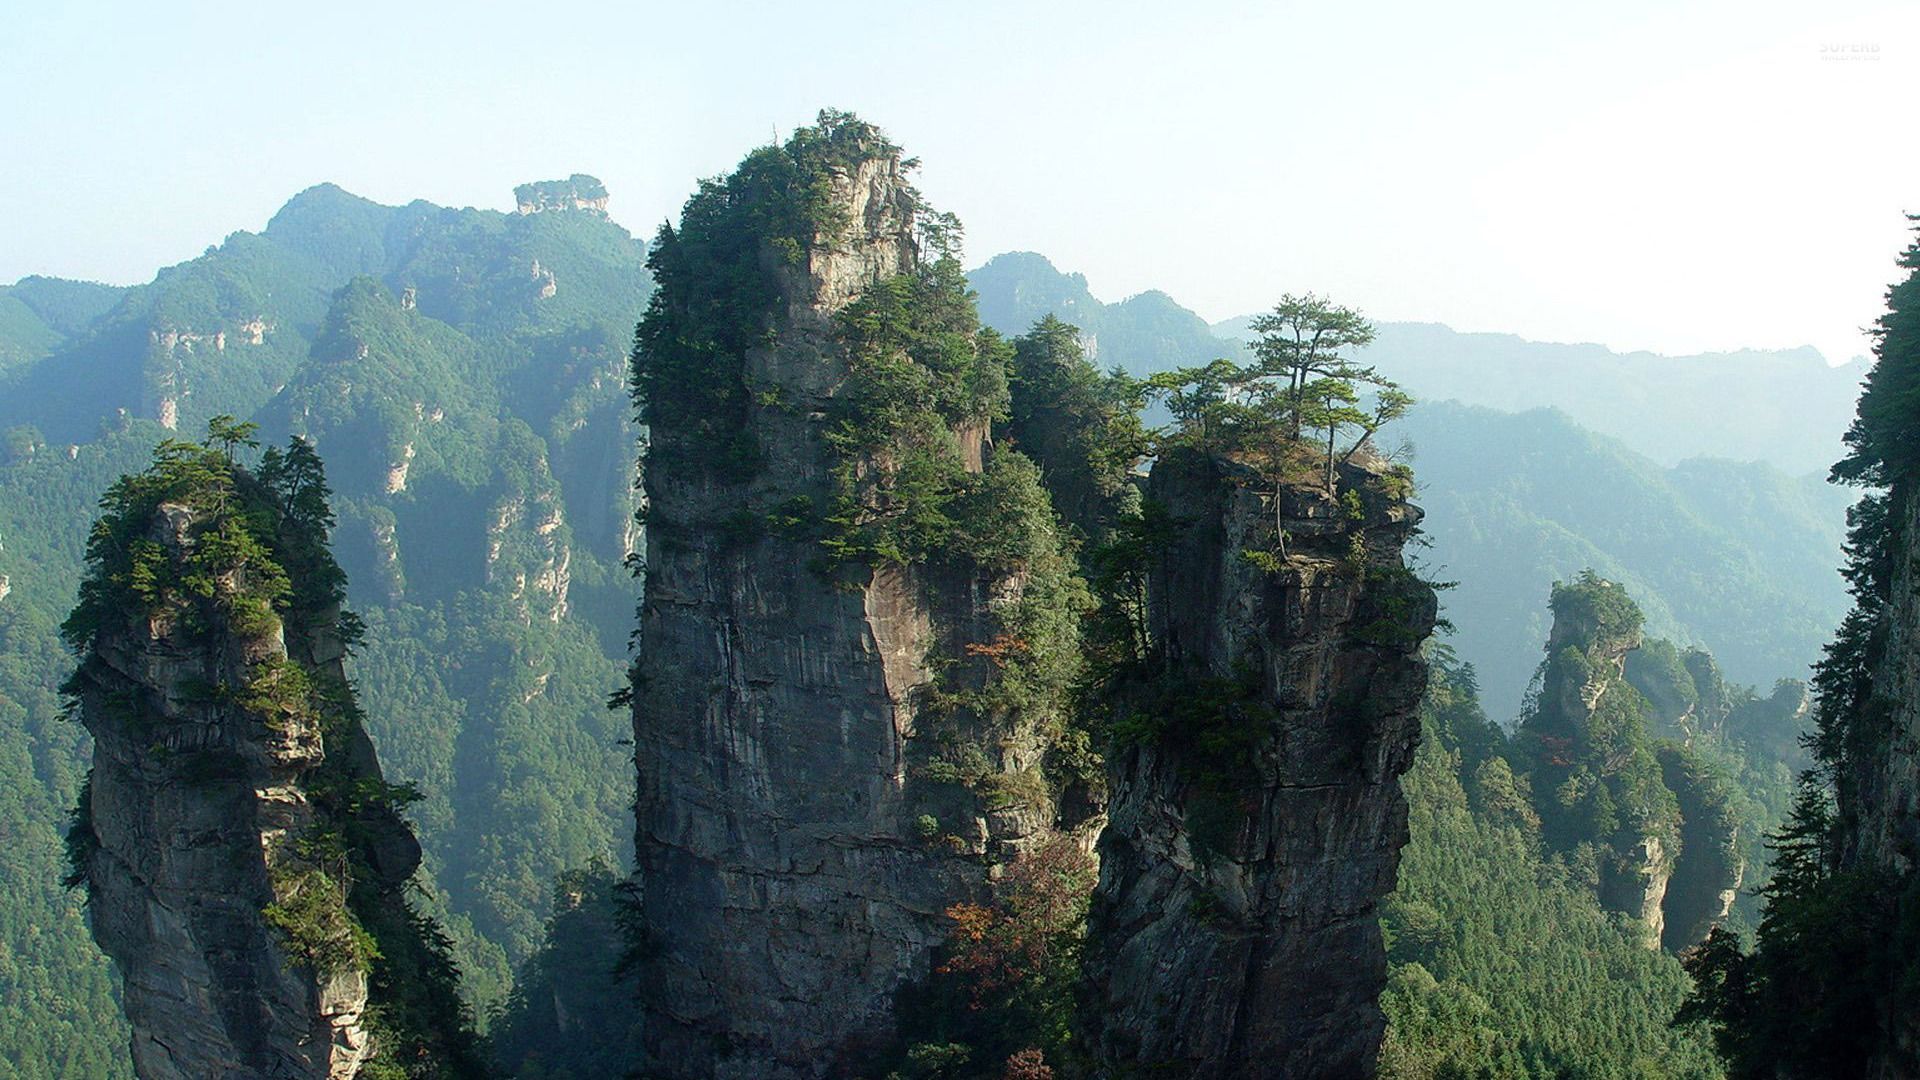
[1084,450,1437,1078]
[70,501,418,1080]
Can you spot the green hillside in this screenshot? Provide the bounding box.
[0,178,649,1075]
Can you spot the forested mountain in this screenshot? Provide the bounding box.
[1399,402,1849,721]
[972,251,1865,478]
[1217,319,1864,474]
[63,434,484,1079]
[0,177,648,1074]
[966,256,1850,722]
[0,276,126,373]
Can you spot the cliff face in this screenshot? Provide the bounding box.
[1083,449,1436,1078]
[69,500,417,1080]
[629,130,1075,1077]
[1856,487,1920,1075]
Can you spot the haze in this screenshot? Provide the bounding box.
[3,0,1916,363]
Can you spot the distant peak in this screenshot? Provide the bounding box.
[514,174,608,216]
[977,251,1060,272]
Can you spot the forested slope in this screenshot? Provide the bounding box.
[0,178,649,1073]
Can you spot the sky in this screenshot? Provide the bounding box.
[3,0,1917,364]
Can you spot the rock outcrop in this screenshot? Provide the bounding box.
[1083,449,1437,1078]
[1657,746,1743,951]
[628,118,1080,1078]
[513,174,609,216]
[1520,575,1750,951]
[63,450,461,1080]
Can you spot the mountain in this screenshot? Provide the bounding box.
[0,175,648,1075]
[1399,401,1850,721]
[1681,225,1920,1078]
[970,251,1244,376]
[615,111,1438,1079]
[1222,319,1866,476]
[970,253,1865,476]
[62,438,482,1079]
[0,276,127,373]
[966,255,1853,721]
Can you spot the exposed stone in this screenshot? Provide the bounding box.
[514,174,610,216]
[1659,747,1743,951]
[70,500,422,1080]
[628,142,1077,1079]
[1082,449,1437,1078]
[383,443,413,494]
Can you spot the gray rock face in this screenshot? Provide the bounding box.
[629,149,1069,1078]
[1858,487,1920,1077]
[70,501,418,1080]
[1084,450,1436,1079]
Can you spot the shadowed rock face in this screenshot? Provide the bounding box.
[628,143,1075,1079]
[1084,449,1436,1079]
[1858,488,1920,1078]
[70,501,418,1080]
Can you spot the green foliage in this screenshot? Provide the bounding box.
[0,170,653,1068]
[264,833,380,976]
[634,109,927,482]
[1517,574,1681,862]
[1379,652,1722,1079]
[890,837,1095,1079]
[60,436,294,655]
[488,863,648,1078]
[1394,400,1851,724]
[1678,220,1920,1080]
[1549,570,1644,647]
[820,261,1012,568]
[1004,315,1149,541]
[1145,293,1408,492]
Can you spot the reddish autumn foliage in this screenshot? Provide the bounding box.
[938,835,1095,1006]
[1002,1047,1054,1080]
[964,633,1032,669]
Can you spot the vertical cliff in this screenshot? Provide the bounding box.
[628,113,1089,1077]
[1850,483,1920,1075]
[1082,448,1437,1077]
[61,438,476,1080]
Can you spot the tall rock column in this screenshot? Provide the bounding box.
[63,443,473,1080]
[1084,449,1437,1078]
[629,114,1080,1078]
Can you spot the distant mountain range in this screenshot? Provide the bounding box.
[974,251,1866,476]
[968,252,1853,720]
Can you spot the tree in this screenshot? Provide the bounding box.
[1144,296,1409,541]
[1246,293,1380,440]
[203,414,260,462]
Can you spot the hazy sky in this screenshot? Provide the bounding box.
[4,1,1916,363]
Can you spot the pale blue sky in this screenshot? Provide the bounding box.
[3,0,1916,362]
